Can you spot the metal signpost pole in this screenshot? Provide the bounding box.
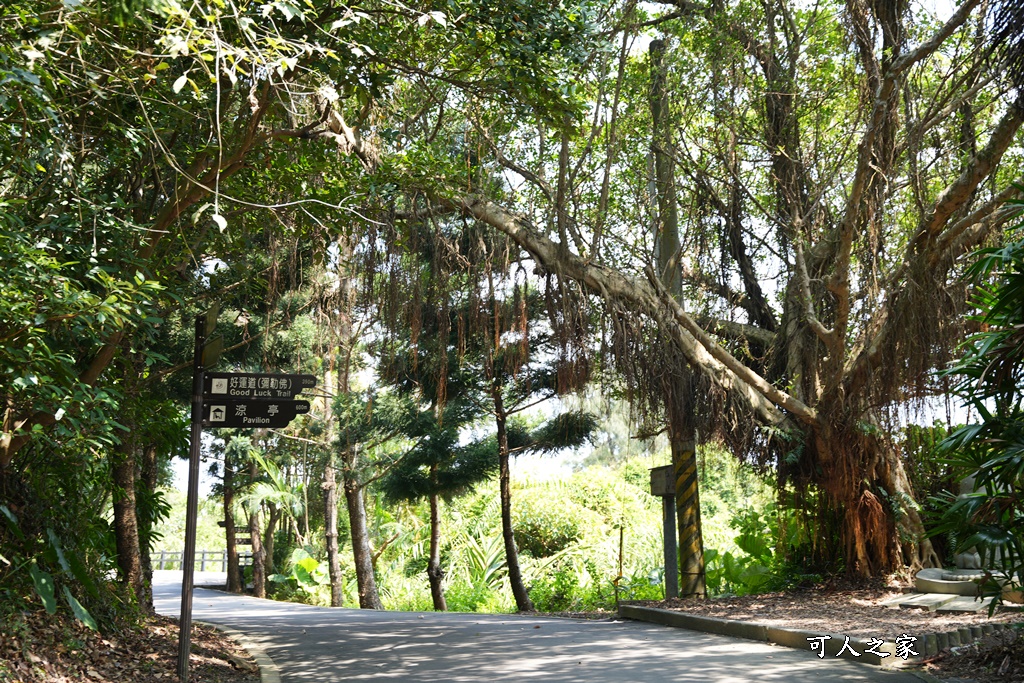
[177,315,206,682]
[662,496,679,599]
[175,323,306,681]
[650,465,679,599]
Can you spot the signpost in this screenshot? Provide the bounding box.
[650,465,679,599]
[177,311,213,683]
[177,308,317,683]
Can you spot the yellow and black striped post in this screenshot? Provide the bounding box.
[674,439,705,597]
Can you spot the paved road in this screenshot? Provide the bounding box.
[153,571,926,683]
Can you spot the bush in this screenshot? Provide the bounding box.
[512,493,590,558]
[445,582,514,613]
[530,562,581,612]
[267,548,331,605]
[933,231,1024,606]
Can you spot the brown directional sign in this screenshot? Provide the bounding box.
[203,372,317,400]
[202,399,310,428]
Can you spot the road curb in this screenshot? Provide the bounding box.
[904,670,946,683]
[619,604,913,667]
[197,620,282,683]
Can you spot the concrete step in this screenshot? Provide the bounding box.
[897,593,959,611]
[935,595,994,614]
[879,594,909,609]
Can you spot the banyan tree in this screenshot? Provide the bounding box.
[375,0,1024,576]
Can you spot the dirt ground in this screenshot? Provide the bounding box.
[0,611,259,683]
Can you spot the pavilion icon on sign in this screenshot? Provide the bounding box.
[210,405,226,422]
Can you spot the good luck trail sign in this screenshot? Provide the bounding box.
[177,308,317,682]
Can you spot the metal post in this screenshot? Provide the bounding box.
[662,496,679,599]
[177,315,205,683]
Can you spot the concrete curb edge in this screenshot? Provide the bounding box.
[196,620,283,683]
[617,603,998,669]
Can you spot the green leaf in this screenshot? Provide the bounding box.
[0,505,25,540]
[65,550,99,599]
[296,556,318,574]
[293,564,315,587]
[62,586,97,630]
[274,2,302,22]
[47,528,72,573]
[30,563,57,614]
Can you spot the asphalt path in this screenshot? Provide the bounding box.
[153,571,927,683]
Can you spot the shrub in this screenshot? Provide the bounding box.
[934,230,1024,606]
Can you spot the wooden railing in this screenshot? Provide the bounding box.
[153,549,252,572]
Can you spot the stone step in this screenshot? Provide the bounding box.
[879,594,909,609]
[897,593,959,611]
[935,595,994,614]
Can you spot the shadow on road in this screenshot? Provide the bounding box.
[153,570,922,682]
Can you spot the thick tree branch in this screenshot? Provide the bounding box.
[451,193,814,427]
[917,97,1024,241]
[794,237,836,349]
[934,178,1024,263]
[888,1,983,78]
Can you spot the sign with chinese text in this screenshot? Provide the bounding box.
[202,399,311,428]
[203,372,316,400]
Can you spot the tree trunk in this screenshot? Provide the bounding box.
[651,39,705,598]
[495,401,533,612]
[248,460,266,598]
[810,422,941,576]
[138,442,159,610]
[111,437,144,600]
[325,231,358,608]
[649,39,680,293]
[323,456,345,606]
[343,471,383,610]
[427,486,447,611]
[670,427,705,597]
[264,502,280,575]
[223,452,242,594]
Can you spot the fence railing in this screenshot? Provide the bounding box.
[154,549,252,572]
